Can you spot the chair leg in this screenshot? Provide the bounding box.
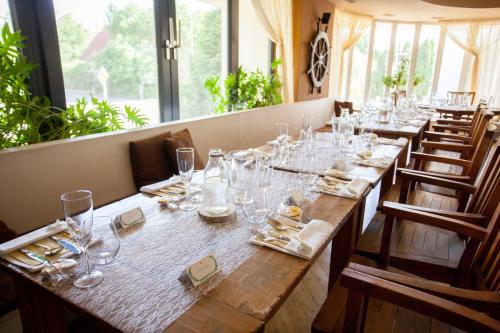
[379,215,395,267]
[398,178,410,204]
[343,289,368,333]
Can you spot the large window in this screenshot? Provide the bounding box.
[177,0,228,119]
[53,0,229,124]
[391,24,415,83]
[414,25,440,97]
[435,36,465,98]
[54,0,161,124]
[0,0,11,28]
[368,22,392,101]
[349,28,370,105]
[344,21,467,104]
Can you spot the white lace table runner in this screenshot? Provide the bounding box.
[270,132,402,182]
[8,170,320,333]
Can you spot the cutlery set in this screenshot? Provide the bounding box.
[15,234,81,267]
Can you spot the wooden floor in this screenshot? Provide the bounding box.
[265,244,330,333]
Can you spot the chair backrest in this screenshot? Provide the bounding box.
[447,91,476,105]
[470,106,487,143]
[334,101,353,117]
[465,117,498,177]
[467,131,500,216]
[475,203,500,291]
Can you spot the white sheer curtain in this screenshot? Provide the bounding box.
[252,0,294,103]
[329,9,372,98]
[440,19,500,99]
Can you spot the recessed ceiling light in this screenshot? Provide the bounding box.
[432,16,444,19]
[382,13,394,17]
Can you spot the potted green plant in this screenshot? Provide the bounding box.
[0,24,148,150]
[204,59,283,113]
[382,58,423,106]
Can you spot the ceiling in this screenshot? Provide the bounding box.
[328,0,500,22]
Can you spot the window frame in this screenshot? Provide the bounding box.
[343,19,455,105]
[9,0,233,123]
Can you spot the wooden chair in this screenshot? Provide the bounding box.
[338,261,500,333]
[429,104,482,137]
[312,202,500,333]
[412,114,496,179]
[334,101,353,117]
[355,136,500,285]
[447,91,476,105]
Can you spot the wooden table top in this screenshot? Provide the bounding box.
[0,136,408,333]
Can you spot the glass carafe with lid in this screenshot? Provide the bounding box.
[203,149,230,215]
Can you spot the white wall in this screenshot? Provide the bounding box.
[0,99,335,234]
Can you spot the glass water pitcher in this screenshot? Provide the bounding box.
[203,149,230,215]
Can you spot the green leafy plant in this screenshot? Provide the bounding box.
[0,24,148,149]
[382,58,423,91]
[204,59,283,113]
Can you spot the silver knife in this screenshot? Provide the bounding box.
[51,236,82,255]
[20,249,50,266]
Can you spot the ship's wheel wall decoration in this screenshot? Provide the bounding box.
[308,12,331,94]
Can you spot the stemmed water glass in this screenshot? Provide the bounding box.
[61,190,102,288]
[299,114,313,144]
[176,147,198,211]
[303,133,318,185]
[89,217,120,266]
[275,122,289,164]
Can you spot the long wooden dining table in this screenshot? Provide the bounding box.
[319,117,431,166]
[0,133,408,333]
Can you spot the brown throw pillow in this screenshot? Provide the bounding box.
[129,131,174,189]
[163,128,204,173]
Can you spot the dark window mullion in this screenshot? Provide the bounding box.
[9,0,66,109]
[167,0,180,121]
[155,0,175,122]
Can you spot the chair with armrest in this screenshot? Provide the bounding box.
[355,140,500,285]
[430,104,481,137]
[337,260,500,333]
[312,202,500,333]
[425,108,491,145]
[410,120,498,186]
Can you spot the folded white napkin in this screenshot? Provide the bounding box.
[312,178,369,199]
[267,139,279,147]
[353,156,393,168]
[0,220,68,255]
[324,168,352,180]
[140,177,181,194]
[376,137,407,147]
[250,219,334,260]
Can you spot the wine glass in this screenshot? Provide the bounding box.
[61,190,103,288]
[275,122,289,143]
[176,147,198,211]
[88,217,120,266]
